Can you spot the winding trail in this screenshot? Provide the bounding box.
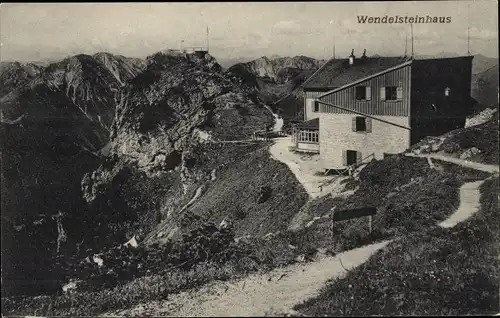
[406,153,495,227]
[439,180,485,228]
[104,241,391,317]
[405,153,499,174]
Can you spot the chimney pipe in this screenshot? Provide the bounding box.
[349,49,355,65]
[362,49,367,58]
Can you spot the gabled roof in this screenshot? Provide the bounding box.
[303,56,411,90]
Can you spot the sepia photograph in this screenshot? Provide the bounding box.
[0,1,498,316]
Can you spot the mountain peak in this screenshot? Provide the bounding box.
[227,55,324,85]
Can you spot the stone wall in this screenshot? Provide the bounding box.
[319,113,410,169]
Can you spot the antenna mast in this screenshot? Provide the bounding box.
[467,26,470,56]
[404,28,408,57]
[333,32,336,58]
[206,25,210,52]
[410,23,414,58]
[467,6,470,56]
[330,20,335,58]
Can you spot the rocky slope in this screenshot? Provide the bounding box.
[80,51,282,250]
[93,52,147,86]
[0,53,146,296]
[0,62,44,97]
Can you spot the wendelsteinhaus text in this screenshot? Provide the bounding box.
[357,15,452,24]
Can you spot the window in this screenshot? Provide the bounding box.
[352,116,372,133]
[385,87,398,100]
[380,86,403,101]
[355,86,372,101]
[356,117,366,131]
[355,86,366,100]
[298,129,319,143]
[444,87,451,96]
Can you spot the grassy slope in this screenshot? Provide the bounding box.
[285,155,490,254]
[411,112,499,165]
[2,150,491,316]
[295,176,499,316]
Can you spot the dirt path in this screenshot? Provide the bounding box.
[264,105,284,132]
[269,137,338,199]
[405,153,494,228]
[439,179,485,228]
[104,241,391,317]
[405,153,499,174]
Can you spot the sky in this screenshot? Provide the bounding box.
[1,2,498,65]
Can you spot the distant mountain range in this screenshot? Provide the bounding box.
[226,55,326,121]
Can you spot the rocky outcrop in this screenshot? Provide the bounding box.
[80,51,274,247]
[106,51,273,175]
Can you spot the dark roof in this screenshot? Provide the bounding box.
[296,118,319,129]
[303,56,410,89]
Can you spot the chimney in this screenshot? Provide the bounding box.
[349,49,355,65]
[362,49,367,59]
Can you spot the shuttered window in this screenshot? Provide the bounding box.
[355,86,371,101]
[352,116,371,132]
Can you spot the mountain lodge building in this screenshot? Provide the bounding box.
[290,50,474,171]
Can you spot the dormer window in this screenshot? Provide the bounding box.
[444,87,451,96]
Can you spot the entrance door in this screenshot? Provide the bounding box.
[346,150,358,166]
